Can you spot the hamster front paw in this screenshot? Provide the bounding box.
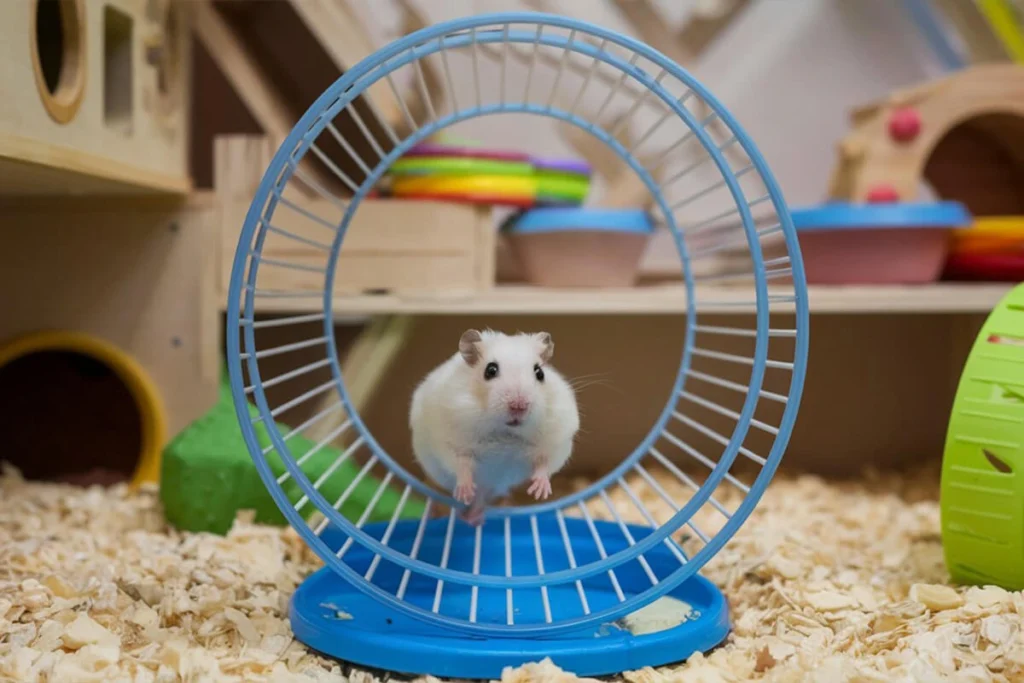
[453,454,476,505]
[527,474,552,500]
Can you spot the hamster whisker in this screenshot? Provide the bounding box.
[567,372,611,384]
[571,380,627,399]
[570,379,614,390]
[568,373,618,390]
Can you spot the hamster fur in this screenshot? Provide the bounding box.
[409,329,580,525]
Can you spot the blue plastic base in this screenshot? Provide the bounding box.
[290,518,730,679]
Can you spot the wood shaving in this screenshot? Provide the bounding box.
[1,462,1022,682]
[752,646,776,673]
[502,657,601,683]
[910,583,965,611]
[620,596,693,635]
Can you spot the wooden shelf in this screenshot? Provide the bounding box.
[235,283,1016,316]
[805,283,1012,314]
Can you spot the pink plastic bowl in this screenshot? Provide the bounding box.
[506,232,650,287]
[798,228,951,284]
[504,208,653,287]
[792,202,970,285]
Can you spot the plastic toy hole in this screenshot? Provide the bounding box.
[103,6,134,134]
[983,449,1013,474]
[986,333,1024,347]
[988,383,1024,404]
[924,112,1024,216]
[0,350,141,486]
[31,0,86,124]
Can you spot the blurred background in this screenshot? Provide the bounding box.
[1,0,1022,516]
[193,0,949,198]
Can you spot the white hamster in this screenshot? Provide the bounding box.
[409,329,580,525]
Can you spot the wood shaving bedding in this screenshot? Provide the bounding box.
[1,462,1021,682]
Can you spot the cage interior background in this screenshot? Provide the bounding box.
[1,1,1024,682]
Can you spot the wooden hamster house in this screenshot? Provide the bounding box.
[0,196,220,486]
[0,0,192,195]
[0,0,215,487]
[827,63,1024,215]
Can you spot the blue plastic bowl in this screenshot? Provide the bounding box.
[790,201,972,284]
[503,208,655,287]
[791,201,971,231]
[507,207,654,234]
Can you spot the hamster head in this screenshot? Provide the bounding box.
[457,329,558,429]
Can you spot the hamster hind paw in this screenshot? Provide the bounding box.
[454,480,477,506]
[459,500,486,527]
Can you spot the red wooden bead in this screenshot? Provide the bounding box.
[888,107,922,142]
[866,184,900,202]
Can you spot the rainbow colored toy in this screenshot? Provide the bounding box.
[391,174,536,207]
[387,141,592,207]
[390,157,534,177]
[532,157,590,205]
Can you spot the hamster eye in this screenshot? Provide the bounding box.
[484,362,499,380]
[534,364,545,382]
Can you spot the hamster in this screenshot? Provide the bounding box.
[409,329,580,526]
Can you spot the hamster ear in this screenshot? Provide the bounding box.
[535,332,554,363]
[459,329,482,366]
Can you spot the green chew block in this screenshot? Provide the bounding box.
[160,372,425,535]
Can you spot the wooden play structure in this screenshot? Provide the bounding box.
[191,0,445,194]
[0,0,192,195]
[0,0,212,487]
[827,63,1024,215]
[214,135,496,301]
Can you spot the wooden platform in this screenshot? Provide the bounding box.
[233,282,1015,316]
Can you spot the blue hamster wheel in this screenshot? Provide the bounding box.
[226,12,808,679]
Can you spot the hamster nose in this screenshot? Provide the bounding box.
[507,396,530,415]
